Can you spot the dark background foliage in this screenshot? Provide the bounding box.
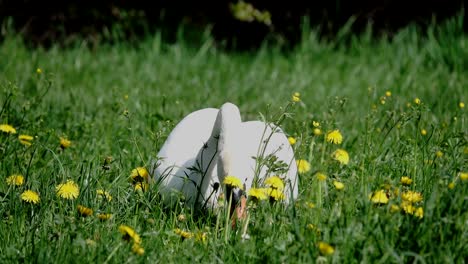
[0,0,465,49]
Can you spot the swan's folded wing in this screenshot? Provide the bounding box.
[151,108,219,204]
[239,121,298,201]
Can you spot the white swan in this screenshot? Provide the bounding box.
[151,102,298,212]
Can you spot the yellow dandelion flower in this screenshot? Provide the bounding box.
[174,228,193,239]
[459,102,465,108]
[134,182,149,192]
[195,231,208,243]
[56,180,80,200]
[315,172,327,181]
[332,149,350,165]
[370,190,389,204]
[97,213,112,221]
[313,128,322,136]
[380,99,386,105]
[318,242,335,256]
[296,159,311,174]
[326,130,343,144]
[460,172,468,181]
[401,191,423,203]
[20,190,40,204]
[119,225,141,244]
[402,202,415,215]
[223,175,243,189]
[400,176,413,186]
[267,188,285,201]
[96,189,112,201]
[435,151,443,158]
[385,91,392,97]
[312,121,320,127]
[414,207,424,219]
[264,176,285,190]
[420,129,427,136]
[0,124,16,134]
[132,243,145,255]
[60,137,72,148]
[448,182,455,189]
[6,174,24,186]
[77,205,93,217]
[305,202,315,209]
[248,188,268,200]
[36,68,42,74]
[130,167,149,183]
[414,98,421,105]
[18,134,34,146]
[333,180,345,190]
[390,204,400,213]
[288,137,296,145]
[292,92,300,102]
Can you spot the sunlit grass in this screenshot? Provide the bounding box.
[0,16,467,263]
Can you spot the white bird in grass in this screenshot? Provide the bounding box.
[151,102,298,216]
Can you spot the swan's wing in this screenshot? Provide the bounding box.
[156,108,218,166]
[237,121,298,202]
[151,108,219,206]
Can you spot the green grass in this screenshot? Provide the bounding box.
[0,15,467,263]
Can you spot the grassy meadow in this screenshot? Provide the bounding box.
[0,16,467,263]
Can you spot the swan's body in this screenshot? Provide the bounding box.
[151,102,298,211]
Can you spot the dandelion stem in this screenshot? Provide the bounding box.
[308,137,315,165]
[224,192,233,243]
[320,134,327,166]
[129,123,145,167]
[215,208,221,239]
[241,210,250,239]
[317,180,322,209]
